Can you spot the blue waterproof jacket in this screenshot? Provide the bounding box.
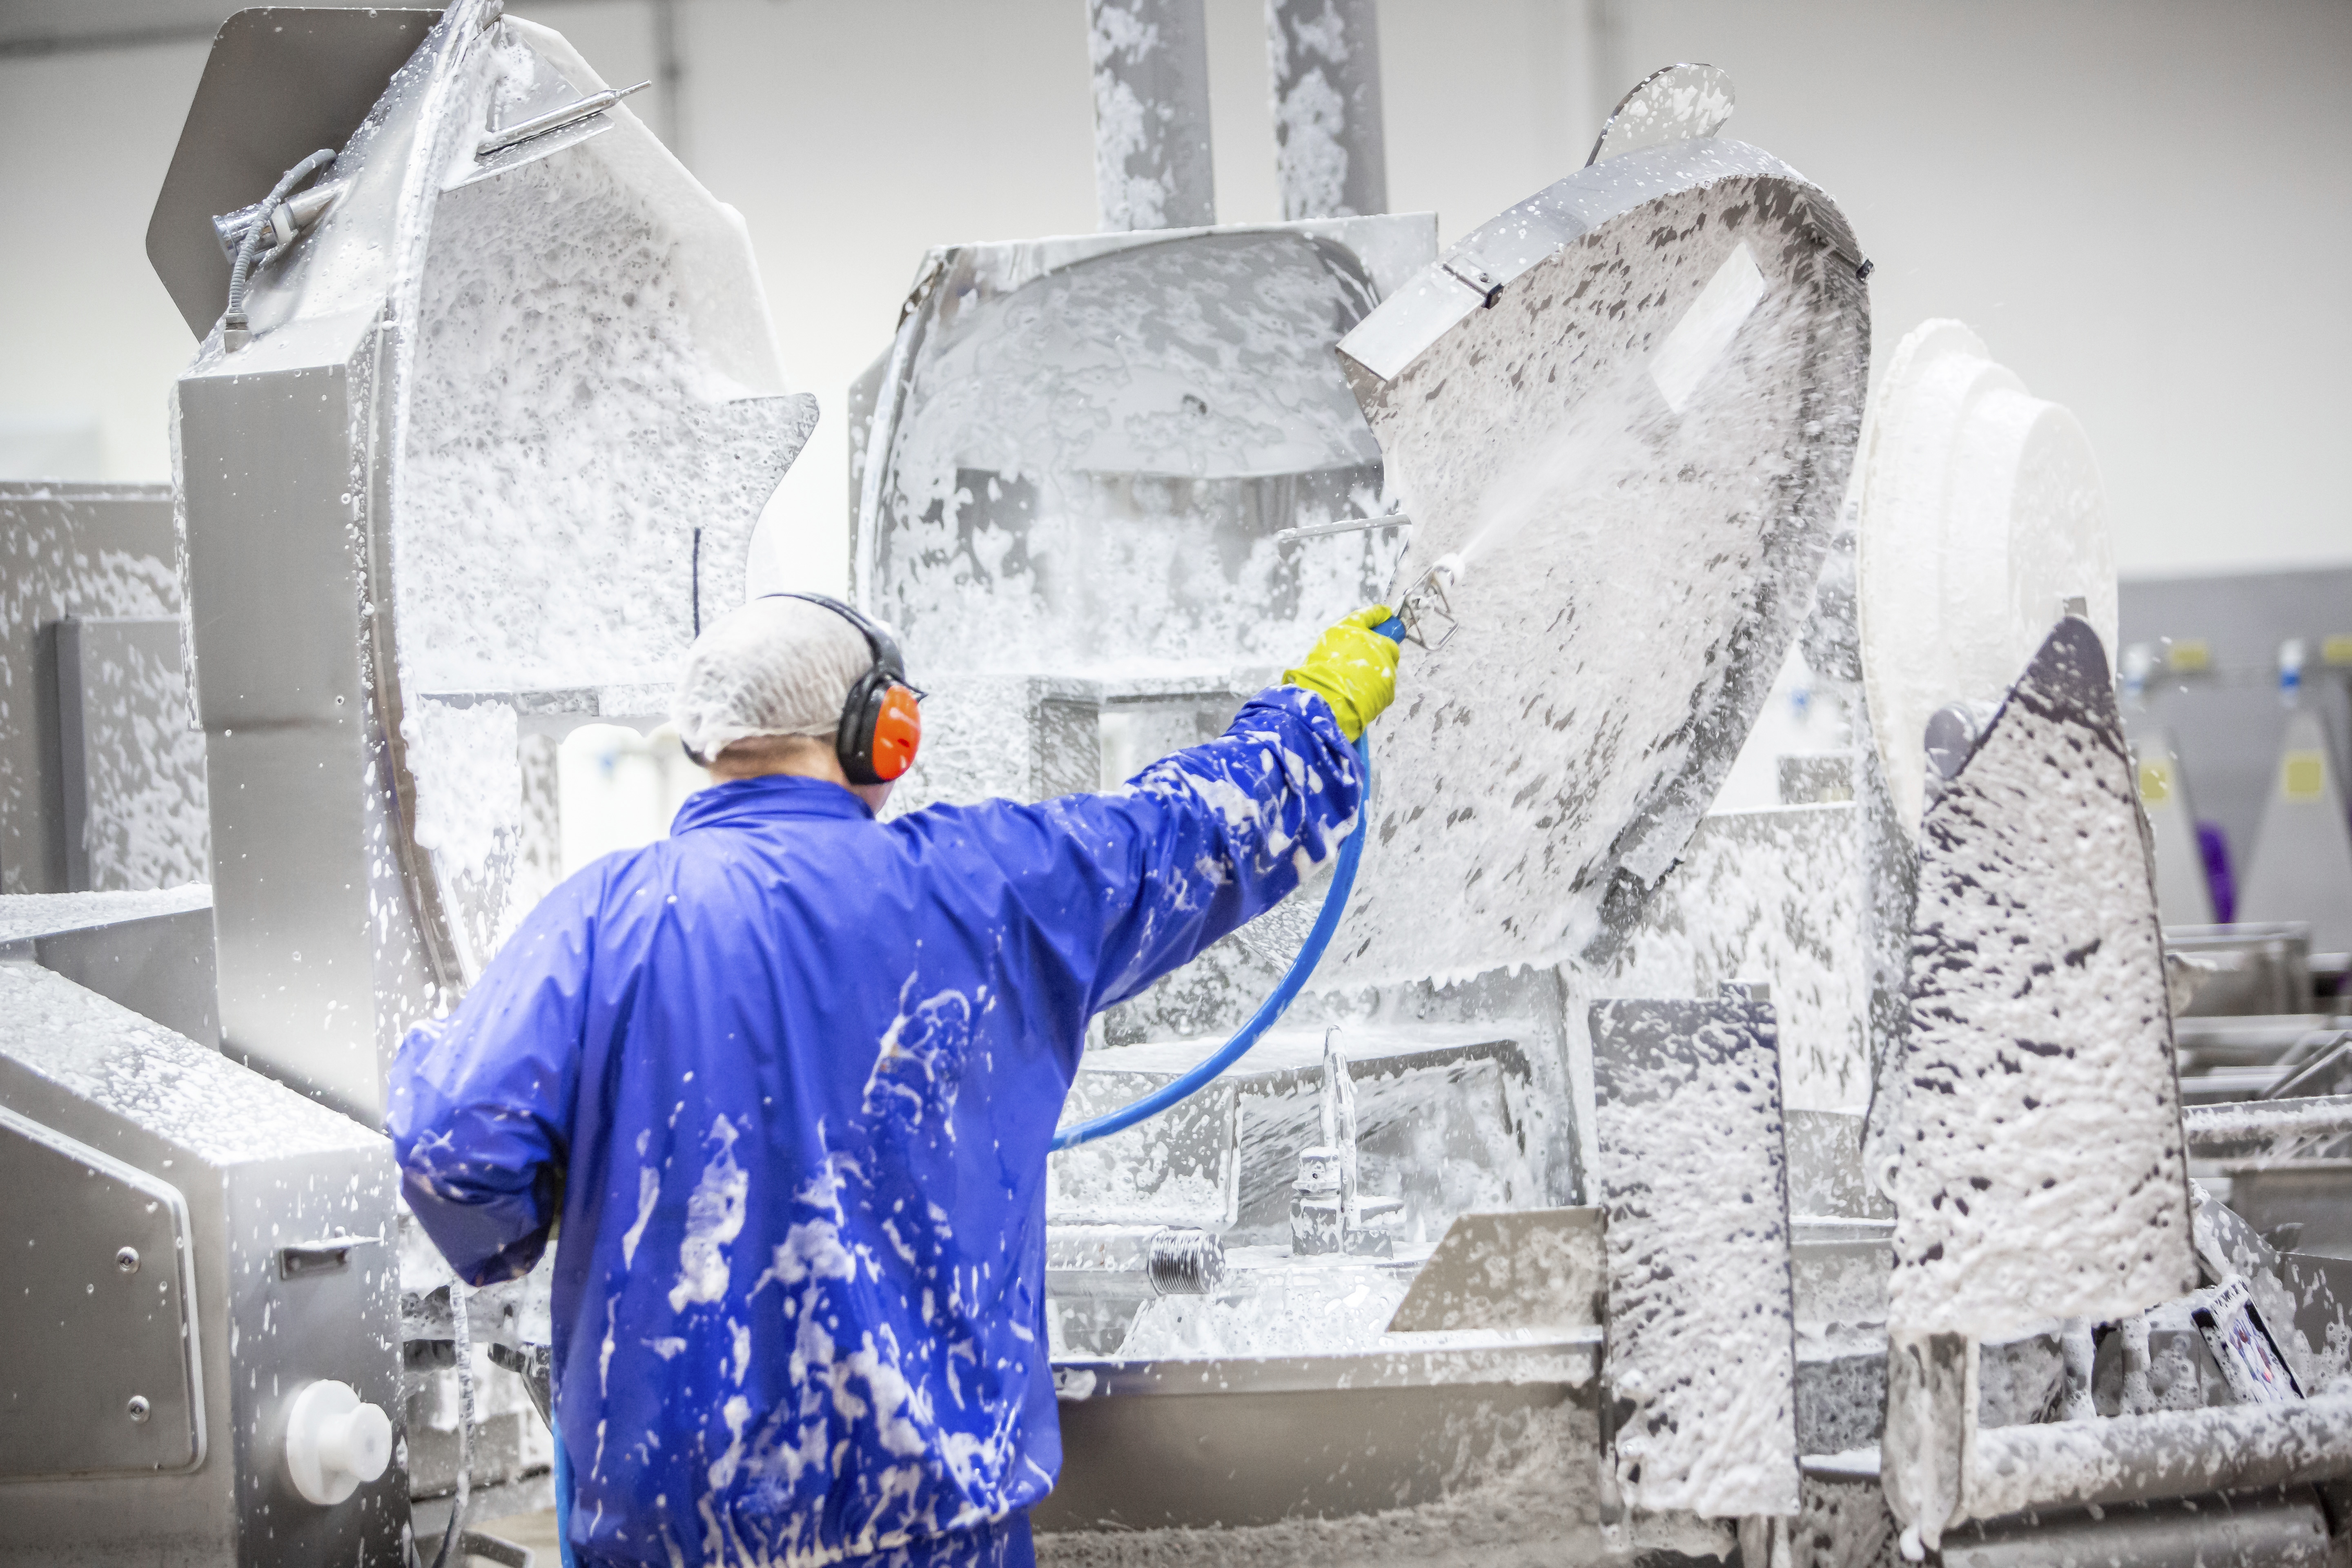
[388,686,1362,1566]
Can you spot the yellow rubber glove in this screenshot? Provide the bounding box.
[1283,605,1400,742]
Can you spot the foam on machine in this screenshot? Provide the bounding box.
[9,4,817,1561]
[12,5,2352,1565]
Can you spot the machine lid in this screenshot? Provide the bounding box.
[1323,131,1871,985]
[164,0,817,998]
[857,216,1439,678]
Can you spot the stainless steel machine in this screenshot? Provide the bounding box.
[9,1,809,1560]
[9,2,2352,1565]
[0,947,403,1567]
[853,27,1887,1559]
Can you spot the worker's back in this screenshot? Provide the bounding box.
[389,686,1363,1568]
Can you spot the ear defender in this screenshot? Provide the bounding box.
[771,592,922,786]
[838,666,922,784]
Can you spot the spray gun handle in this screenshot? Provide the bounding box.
[1372,615,1408,643]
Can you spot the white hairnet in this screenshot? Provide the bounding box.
[671,596,875,764]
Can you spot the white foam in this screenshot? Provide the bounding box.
[869,230,1398,677]
[1855,320,2116,837]
[376,20,816,980]
[1591,1001,1800,1519]
[1884,631,2195,1340]
[1327,176,1864,986]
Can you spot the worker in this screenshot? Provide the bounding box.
[387,592,1400,1568]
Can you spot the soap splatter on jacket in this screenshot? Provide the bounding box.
[388,687,1361,1566]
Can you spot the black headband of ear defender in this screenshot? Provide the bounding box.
[770,593,905,685]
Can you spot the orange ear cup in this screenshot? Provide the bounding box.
[870,685,922,781]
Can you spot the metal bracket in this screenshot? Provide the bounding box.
[898,254,947,329]
[1441,255,1502,307]
[459,1530,534,1568]
[486,1340,554,1431]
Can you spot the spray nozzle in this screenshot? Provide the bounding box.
[1388,559,1461,652]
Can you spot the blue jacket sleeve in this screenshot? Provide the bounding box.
[383,874,595,1285]
[958,684,1367,1016]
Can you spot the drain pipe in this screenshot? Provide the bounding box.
[1264,0,1387,219]
[1087,0,1215,231]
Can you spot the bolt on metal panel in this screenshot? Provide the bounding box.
[0,1104,203,1479]
[0,962,403,1567]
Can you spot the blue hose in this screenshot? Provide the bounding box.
[1050,728,1375,1151]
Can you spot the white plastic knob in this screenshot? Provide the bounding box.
[284,1379,392,1505]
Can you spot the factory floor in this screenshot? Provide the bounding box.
[472,1509,562,1563]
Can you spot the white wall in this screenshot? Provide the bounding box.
[0,37,209,485]
[2,0,2345,586]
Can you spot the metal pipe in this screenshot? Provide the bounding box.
[1942,1494,2330,1568]
[477,81,650,159]
[1272,511,1410,544]
[1086,0,1215,231]
[424,1281,474,1568]
[1265,0,1387,220]
[1966,1392,2352,1519]
[2181,1093,2352,1159]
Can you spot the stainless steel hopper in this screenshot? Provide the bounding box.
[1024,67,1885,1560]
[156,2,814,1121]
[0,8,819,1561]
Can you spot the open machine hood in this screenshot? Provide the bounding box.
[158,2,815,1115]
